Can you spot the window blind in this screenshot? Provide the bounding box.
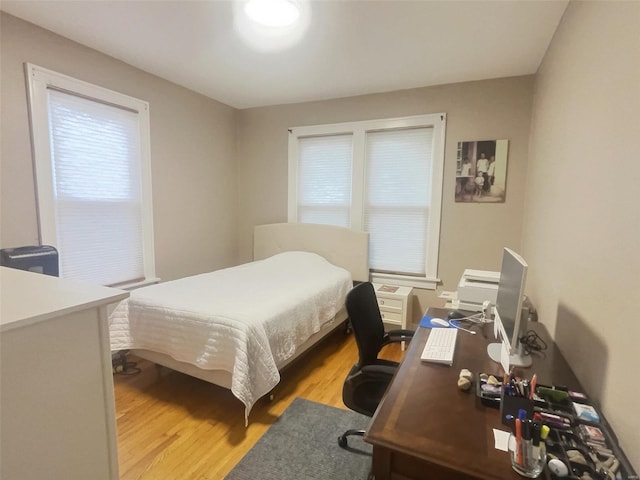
[364,127,434,276]
[47,88,145,285]
[297,134,353,227]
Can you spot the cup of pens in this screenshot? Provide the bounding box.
[507,409,546,478]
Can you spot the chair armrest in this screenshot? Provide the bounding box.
[360,364,397,379]
[382,329,414,347]
[372,358,400,369]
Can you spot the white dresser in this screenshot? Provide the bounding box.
[0,267,128,480]
[372,283,413,331]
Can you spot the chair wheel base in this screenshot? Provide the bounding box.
[338,429,365,450]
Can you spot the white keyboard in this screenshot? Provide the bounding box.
[421,327,458,366]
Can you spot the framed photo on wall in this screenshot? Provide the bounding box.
[455,139,509,203]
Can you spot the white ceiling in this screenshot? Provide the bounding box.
[1,0,568,109]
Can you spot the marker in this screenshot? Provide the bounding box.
[522,420,533,469]
[540,425,550,441]
[532,422,541,447]
[539,411,571,428]
[529,424,549,469]
[515,418,523,466]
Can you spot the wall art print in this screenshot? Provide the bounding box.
[455,139,509,203]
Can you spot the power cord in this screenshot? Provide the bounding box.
[519,330,547,356]
[455,312,490,324]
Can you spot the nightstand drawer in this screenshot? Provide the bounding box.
[373,283,413,350]
[377,297,403,310]
[380,310,402,324]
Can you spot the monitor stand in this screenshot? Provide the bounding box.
[487,342,533,368]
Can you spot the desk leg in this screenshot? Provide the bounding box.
[371,445,391,480]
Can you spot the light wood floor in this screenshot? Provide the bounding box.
[113,328,405,480]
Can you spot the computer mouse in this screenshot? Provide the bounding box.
[431,318,450,327]
[447,310,466,320]
[547,459,569,477]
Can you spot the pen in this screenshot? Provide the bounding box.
[510,379,519,396]
[538,411,571,428]
[530,373,537,400]
[511,379,523,397]
[505,383,513,397]
[505,414,515,433]
[521,379,529,398]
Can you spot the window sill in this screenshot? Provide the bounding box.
[114,277,161,291]
[370,273,439,290]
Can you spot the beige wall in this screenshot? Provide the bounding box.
[237,76,534,320]
[523,1,640,467]
[0,13,239,281]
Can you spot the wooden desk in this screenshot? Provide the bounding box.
[365,308,581,480]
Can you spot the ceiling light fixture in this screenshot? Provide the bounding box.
[243,0,300,28]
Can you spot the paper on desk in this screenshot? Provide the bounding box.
[493,429,510,452]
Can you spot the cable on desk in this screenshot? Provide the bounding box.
[519,330,547,356]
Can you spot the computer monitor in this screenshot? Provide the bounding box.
[487,247,532,368]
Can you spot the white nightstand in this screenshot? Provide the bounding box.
[372,283,413,332]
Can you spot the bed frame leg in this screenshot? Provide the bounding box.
[344,320,352,334]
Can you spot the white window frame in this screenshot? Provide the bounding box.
[288,113,446,289]
[25,63,157,288]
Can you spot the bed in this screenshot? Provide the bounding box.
[109,223,369,423]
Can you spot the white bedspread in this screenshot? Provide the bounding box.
[109,251,352,422]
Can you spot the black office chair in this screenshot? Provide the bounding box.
[338,282,414,449]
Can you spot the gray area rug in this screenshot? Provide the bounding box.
[225,397,372,480]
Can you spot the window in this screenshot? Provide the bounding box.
[288,114,446,289]
[26,63,156,287]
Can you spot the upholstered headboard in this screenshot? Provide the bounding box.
[253,223,369,282]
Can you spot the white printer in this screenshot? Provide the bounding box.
[456,269,499,312]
